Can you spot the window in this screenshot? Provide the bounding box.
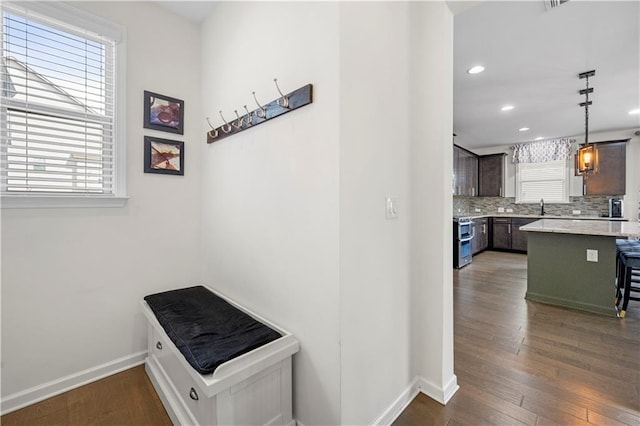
[1,2,125,207]
[515,159,570,204]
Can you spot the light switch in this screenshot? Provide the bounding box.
[587,249,598,262]
[385,197,399,220]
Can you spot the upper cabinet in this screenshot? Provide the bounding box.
[478,153,506,197]
[453,145,478,196]
[582,140,627,195]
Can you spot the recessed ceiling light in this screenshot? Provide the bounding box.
[501,105,514,112]
[535,137,544,141]
[629,108,640,115]
[519,127,530,132]
[467,65,485,75]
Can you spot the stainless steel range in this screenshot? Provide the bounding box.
[453,217,474,268]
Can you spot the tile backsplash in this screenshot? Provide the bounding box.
[454,195,620,217]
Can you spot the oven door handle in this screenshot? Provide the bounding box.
[460,227,475,242]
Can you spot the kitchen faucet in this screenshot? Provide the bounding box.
[540,198,545,216]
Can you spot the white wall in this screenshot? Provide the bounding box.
[409,1,457,402]
[338,2,412,424]
[199,3,342,425]
[200,1,455,424]
[1,0,202,406]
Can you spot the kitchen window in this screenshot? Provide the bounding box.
[1,1,126,208]
[515,159,571,204]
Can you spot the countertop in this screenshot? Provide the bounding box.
[453,213,628,221]
[520,218,640,238]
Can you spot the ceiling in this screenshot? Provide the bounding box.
[156,1,640,150]
[155,1,214,23]
[453,0,640,149]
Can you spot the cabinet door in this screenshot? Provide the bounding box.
[456,146,468,195]
[584,141,626,195]
[459,148,478,196]
[472,218,489,253]
[511,218,537,252]
[471,220,480,255]
[479,218,489,251]
[479,154,505,197]
[492,218,511,250]
[453,145,478,197]
[468,154,478,196]
[453,146,461,195]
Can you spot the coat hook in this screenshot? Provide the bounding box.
[219,110,232,133]
[274,78,289,108]
[206,117,218,138]
[243,105,253,125]
[233,110,245,129]
[252,91,267,118]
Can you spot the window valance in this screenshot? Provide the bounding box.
[511,138,572,164]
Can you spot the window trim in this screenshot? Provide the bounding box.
[1,194,128,209]
[1,1,127,209]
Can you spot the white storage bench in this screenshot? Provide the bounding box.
[141,285,299,426]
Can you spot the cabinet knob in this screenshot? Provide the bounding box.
[189,387,199,401]
[156,341,162,350]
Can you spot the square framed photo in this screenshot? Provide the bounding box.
[143,90,184,134]
[144,136,184,176]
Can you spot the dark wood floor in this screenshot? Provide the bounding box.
[3,251,639,425]
[395,250,640,425]
[0,365,171,426]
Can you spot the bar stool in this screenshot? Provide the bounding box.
[616,250,640,318]
[614,239,640,306]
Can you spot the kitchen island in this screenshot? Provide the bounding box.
[520,219,640,316]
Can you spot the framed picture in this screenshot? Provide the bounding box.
[143,90,184,134]
[144,136,184,176]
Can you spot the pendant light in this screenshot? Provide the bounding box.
[576,70,596,174]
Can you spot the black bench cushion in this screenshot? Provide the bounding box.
[144,286,282,375]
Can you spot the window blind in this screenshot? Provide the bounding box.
[516,159,570,203]
[1,5,116,195]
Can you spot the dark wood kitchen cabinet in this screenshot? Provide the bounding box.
[491,217,537,252]
[479,153,506,197]
[472,217,489,254]
[492,217,512,250]
[453,145,478,196]
[511,217,537,252]
[582,140,627,195]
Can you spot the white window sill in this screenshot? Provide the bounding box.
[1,195,129,209]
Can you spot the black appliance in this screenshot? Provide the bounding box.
[609,198,623,218]
[453,218,474,268]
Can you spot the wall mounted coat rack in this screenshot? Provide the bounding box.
[206,81,313,144]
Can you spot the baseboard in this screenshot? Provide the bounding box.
[369,374,459,425]
[0,350,147,415]
[441,374,460,404]
[416,374,459,404]
[370,378,421,426]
